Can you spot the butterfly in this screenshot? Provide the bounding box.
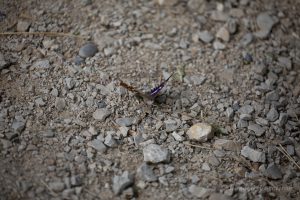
[120,72,174,104]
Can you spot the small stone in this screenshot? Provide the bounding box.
[216,26,230,42]
[198,31,214,43]
[55,98,66,111]
[286,145,294,156]
[115,117,134,127]
[89,139,107,153]
[35,98,45,106]
[112,171,134,195]
[104,47,114,56]
[164,119,179,132]
[266,90,279,101]
[225,107,234,119]
[240,114,251,121]
[104,134,118,147]
[274,113,288,127]
[240,33,253,46]
[211,11,229,21]
[266,107,279,122]
[11,119,26,133]
[254,12,277,39]
[186,123,213,142]
[208,154,220,166]
[202,163,211,171]
[213,139,241,152]
[238,105,254,115]
[49,181,65,192]
[1,139,12,149]
[71,175,82,187]
[119,126,129,137]
[42,129,55,138]
[0,52,8,70]
[51,88,59,97]
[188,185,211,198]
[227,18,237,34]
[213,40,226,50]
[143,144,170,163]
[137,163,157,182]
[32,60,51,69]
[255,117,269,126]
[17,20,31,32]
[278,57,292,70]
[241,146,266,163]
[171,132,184,142]
[252,63,267,75]
[93,109,111,121]
[264,163,282,180]
[191,175,200,184]
[248,123,265,136]
[189,75,206,85]
[65,78,75,90]
[79,43,98,58]
[209,193,233,200]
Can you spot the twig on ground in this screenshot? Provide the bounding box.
[276,144,300,171]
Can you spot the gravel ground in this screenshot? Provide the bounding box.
[0,0,300,199]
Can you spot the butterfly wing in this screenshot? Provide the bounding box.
[119,81,153,100]
[149,72,174,97]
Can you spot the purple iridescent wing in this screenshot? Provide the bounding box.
[149,72,174,97]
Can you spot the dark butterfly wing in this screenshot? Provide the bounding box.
[149,72,174,97]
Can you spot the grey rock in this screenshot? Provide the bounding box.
[32,60,51,69]
[1,139,12,149]
[89,139,107,152]
[65,78,75,90]
[186,123,213,142]
[55,97,66,111]
[240,114,251,121]
[49,181,65,192]
[104,134,118,147]
[144,42,161,50]
[211,11,229,22]
[240,33,253,46]
[0,52,8,70]
[189,75,206,85]
[115,117,134,126]
[11,120,26,133]
[255,117,269,126]
[164,118,179,132]
[199,31,214,43]
[216,26,230,42]
[51,88,59,97]
[227,18,237,34]
[238,105,254,115]
[202,162,211,171]
[266,90,279,101]
[171,132,184,142]
[286,145,294,156]
[79,43,98,58]
[252,63,267,75]
[225,107,234,119]
[93,109,111,121]
[71,175,82,187]
[143,144,170,163]
[264,163,282,180]
[35,97,46,106]
[42,129,55,138]
[208,154,220,166]
[137,163,157,182]
[241,146,266,163]
[278,57,292,70]
[17,20,31,32]
[209,193,233,200]
[213,40,226,50]
[275,113,288,127]
[266,107,279,122]
[188,185,212,198]
[254,12,278,39]
[4,132,18,141]
[248,123,265,136]
[112,171,134,195]
[191,175,200,184]
[237,119,248,128]
[213,139,241,152]
[104,47,114,56]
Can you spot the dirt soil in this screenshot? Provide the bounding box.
[0,0,300,199]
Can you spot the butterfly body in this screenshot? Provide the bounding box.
[119,72,174,103]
